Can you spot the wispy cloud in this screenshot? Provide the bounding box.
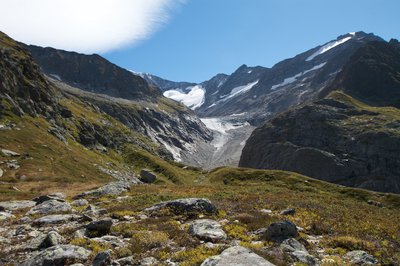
[0,0,184,53]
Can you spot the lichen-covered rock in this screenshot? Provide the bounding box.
[33,214,81,225]
[345,250,377,265]
[0,211,14,221]
[40,231,64,249]
[74,181,134,198]
[27,199,72,215]
[189,219,227,242]
[201,246,275,266]
[145,198,217,215]
[0,200,36,211]
[21,245,91,266]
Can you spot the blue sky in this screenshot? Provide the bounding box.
[102,0,400,83]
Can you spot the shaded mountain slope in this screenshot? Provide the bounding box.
[240,40,400,193]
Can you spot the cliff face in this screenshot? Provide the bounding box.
[240,40,400,193]
[27,45,161,102]
[0,33,60,118]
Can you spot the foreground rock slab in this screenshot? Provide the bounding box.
[189,219,227,242]
[145,198,217,215]
[345,250,377,265]
[0,200,36,211]
[74,181,137,198]
[27,200,72,215]
[201,246,275,266]
[33,214,81,225]
[21,245,91,266]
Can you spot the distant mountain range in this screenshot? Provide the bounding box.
[2,29,400,193]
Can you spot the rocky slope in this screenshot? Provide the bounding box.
[240,40,400,193]
[26,44,213,165]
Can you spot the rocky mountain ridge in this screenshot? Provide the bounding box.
[240,40,400,193]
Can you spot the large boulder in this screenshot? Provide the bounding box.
[201,246,275,266]
[144,198,217,215]
[345,250,377,265]
[21,245,91,266]
[189,219,227,242]
[27,200,72,215]
[0,200,36,211]
[263,221,299,241]
[139,169,157,183]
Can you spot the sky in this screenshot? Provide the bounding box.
[1,0,400,83]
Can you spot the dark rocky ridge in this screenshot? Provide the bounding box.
[0,32,60,118]
[27,45,161,102]
[240,40,400,193]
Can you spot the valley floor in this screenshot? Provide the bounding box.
[1,167,399,265]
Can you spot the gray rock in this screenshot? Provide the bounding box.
[71,199,89,207]
[92,250,112,266]
[0,211,14,221]
[140,257,159,265]
[27,199,72,215]
[263,221,299,241]
[7,160,20,169]
[1,149,20,157]
[40,231,64,249]
[21,245,91,266]
[0,200,36,210]
[0,168,3,177]
[33,193,66,205]
[91,235,127,248]
[116,256,134,266]
[75,181,133,198]
[367,200,383,208]
[85,218,113,237]
[280,208,295,215]
[189,219,227,242]
[201,246,275,266]
[145,198,217,215]
[290,250,317,265]
[83,205,108,217]
[280,238,307,253]
[140,169,157,183]
[280,238,316,265]
[33,214,81,225]
[345,250,377,265]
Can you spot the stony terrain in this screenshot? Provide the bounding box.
[1,166,399,265]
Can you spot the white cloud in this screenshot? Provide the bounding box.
[0,0,184,53]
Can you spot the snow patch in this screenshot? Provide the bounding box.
[50,74,61,81]
[159,139,182,162]
[201,118,249,151]
[306,36,353,61]
[164,85,205,110]
[248,70,252,74]
[271,62,326,90]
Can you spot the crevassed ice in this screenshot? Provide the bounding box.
[163,85,205,110]
[306,36,352,61]
[270,62,326,90]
